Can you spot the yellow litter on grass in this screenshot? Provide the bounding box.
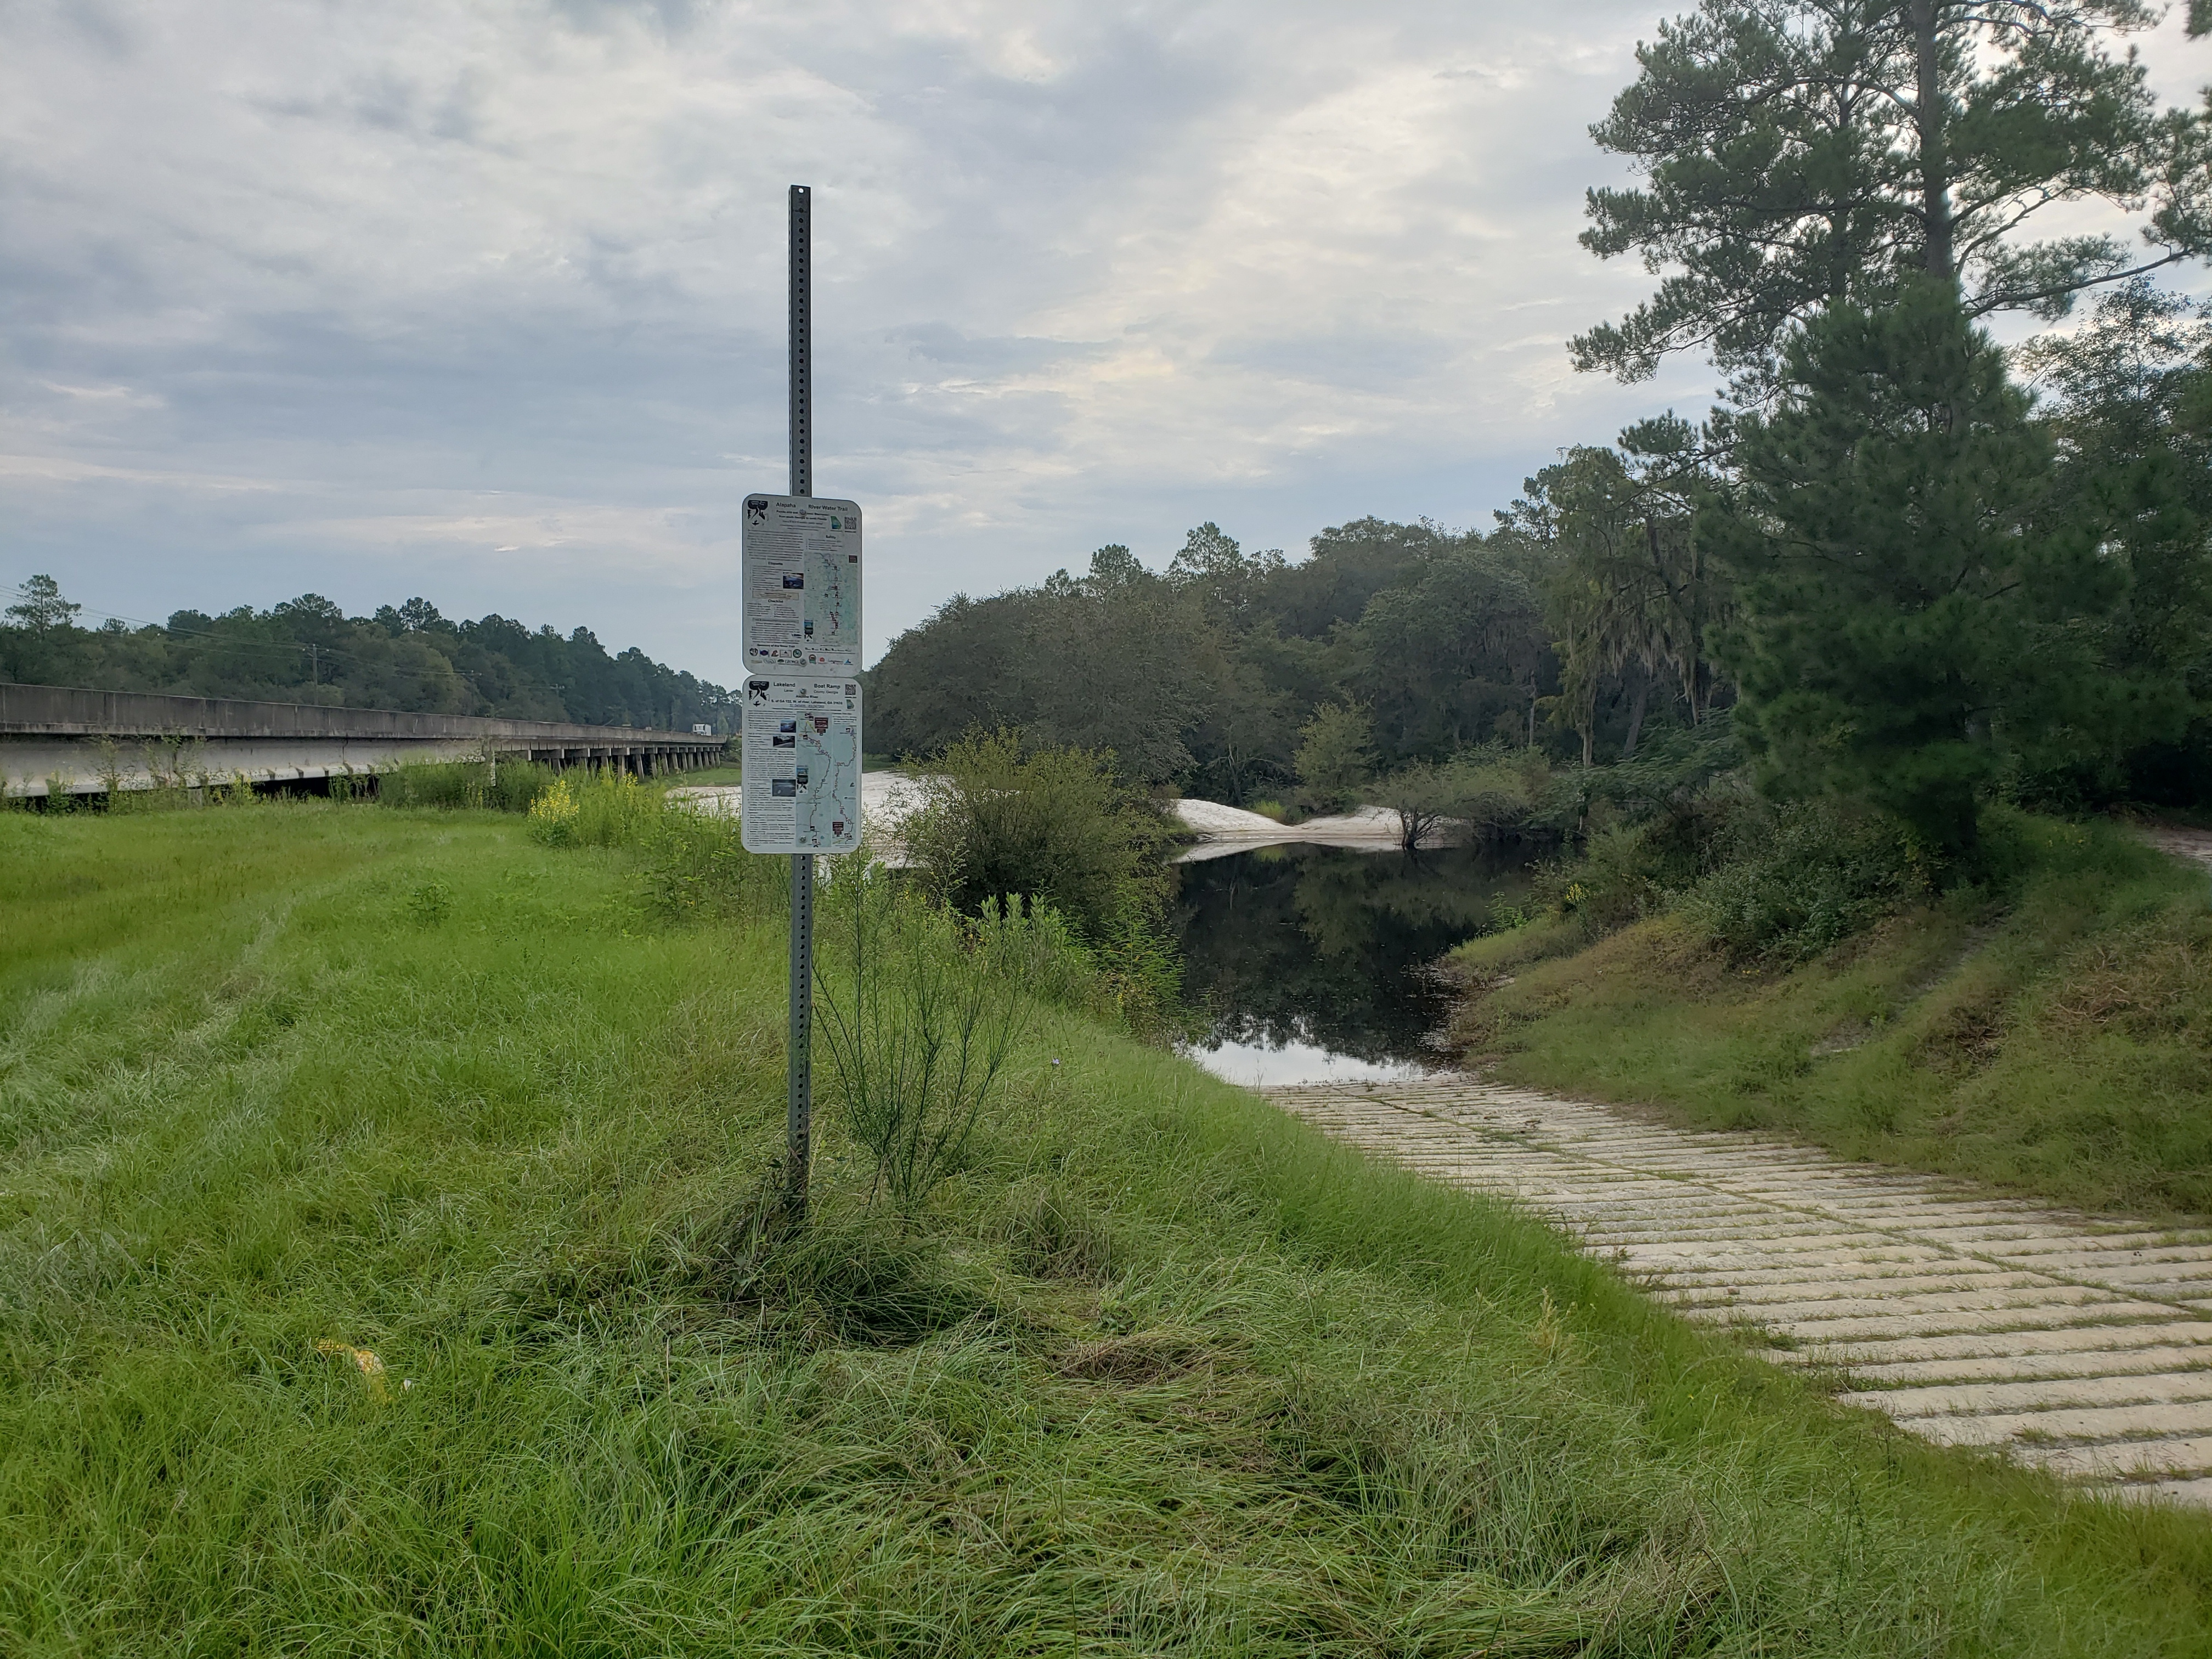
[316,1339,391,1404]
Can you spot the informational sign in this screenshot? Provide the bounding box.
[741,494,862,676]
[740,676,862,854]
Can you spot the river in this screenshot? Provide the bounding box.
[1171,840,1537,1087]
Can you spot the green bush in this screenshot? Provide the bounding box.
[814,861,1028,1216]
[528,770,783,922]
[902,727,1174,945]
[1291,701,1374,812]
[379,755,555,812]
[1684,800,1924,960]
[1376,742,1554,848]
[1539,823,1669,934]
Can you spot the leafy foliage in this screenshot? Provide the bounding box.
[900,727,1173,945]
[379,756,556,813]
[1683,802,1925,960]
[0,582,735,730]
[1291,702,1375,811]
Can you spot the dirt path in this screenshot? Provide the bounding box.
[2142,823,2212,870]
[1269,1077,2212,1506]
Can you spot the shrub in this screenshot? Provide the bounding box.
[526,774,580,845]
[1292,702,1374,812]
[901,727,1173,945]
[1538,824,1669,934]
[814,861,1028,1216]
[380,756,555,812]
[1376,742,1553,849]
[1684,801,1923,960]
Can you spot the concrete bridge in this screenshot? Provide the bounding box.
[2,683,728,799]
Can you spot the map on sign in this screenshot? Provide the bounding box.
[740,677,862,854]
[741,494,862,676]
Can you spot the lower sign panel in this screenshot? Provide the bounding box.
[740,677,863,854]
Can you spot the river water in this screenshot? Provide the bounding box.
[1171,841,1537,1087]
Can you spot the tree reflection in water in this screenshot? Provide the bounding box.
[1171,842,1536,1071]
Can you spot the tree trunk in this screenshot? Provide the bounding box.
[1621,677,1650,760]
[1910,0,1955,283]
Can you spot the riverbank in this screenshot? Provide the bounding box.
[667,777,1411,862]
[7,799,2212,1651]
[1448,815,2212,1217]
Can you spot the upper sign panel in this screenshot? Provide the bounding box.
[741,494,862,676]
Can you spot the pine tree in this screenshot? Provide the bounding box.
[1577,0,2199,392]
[1705,282,2125,856]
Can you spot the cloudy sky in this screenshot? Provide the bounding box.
[4,1,2209,681]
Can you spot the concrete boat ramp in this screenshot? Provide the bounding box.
[1270,1076,2212,1508]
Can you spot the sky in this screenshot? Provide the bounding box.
[4,1,2210,683]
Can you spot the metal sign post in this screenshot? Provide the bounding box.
[785,182,813,1221]
[740,183,861,1222]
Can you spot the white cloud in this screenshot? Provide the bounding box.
[2,0,2207,678]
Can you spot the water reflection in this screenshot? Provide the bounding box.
[1172,842,1535,1086]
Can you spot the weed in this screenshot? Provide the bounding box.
[406,878,453,927]
[526,772,580,844]
[814,861,1026,1215]
[380,754,555,812]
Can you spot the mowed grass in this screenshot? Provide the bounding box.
[5,802,2212,1655]
[1452,816,2212,1217]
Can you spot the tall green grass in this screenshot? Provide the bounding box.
[4,802,2211,1653]
[377,755,557,812]
[1455,811,2212,1213]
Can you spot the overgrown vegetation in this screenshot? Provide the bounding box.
[1453,813,2212,1215]
[8,798,2212,1650]
[899,728,1184,1031]
[376,754,558,812]
[814,862,1030,1214]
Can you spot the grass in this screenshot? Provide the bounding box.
[667,760,743,787]
[1452,813,2212,1216]
[5,799,2212,1652]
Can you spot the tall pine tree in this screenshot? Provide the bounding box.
[1576,0,2200,393]
[1705,282,2126,856]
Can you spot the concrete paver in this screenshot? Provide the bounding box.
[1268,1077,2212,1505]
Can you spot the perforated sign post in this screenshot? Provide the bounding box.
[738,182,862,1221]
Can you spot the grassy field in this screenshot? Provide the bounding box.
[1452,815,2212,1217]
[7,799,2212,1654]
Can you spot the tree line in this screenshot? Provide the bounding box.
[870,0,2212,861]
[0,583,737,733]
